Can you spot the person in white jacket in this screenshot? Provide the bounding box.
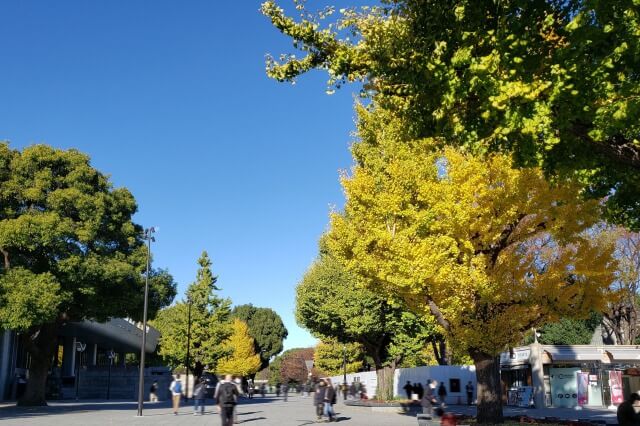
[169,374,183,415]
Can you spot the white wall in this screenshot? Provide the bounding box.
[395,365,476,403]
[327,365,476,402]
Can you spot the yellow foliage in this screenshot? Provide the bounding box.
[216,319,262,377]
[327,143,616,357]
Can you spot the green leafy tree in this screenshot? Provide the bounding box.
[297,254,436,399]
[314,339,363,376]
[0,143,176,406]
[232,304,288,370]
[262,0,640,229]
[152,251,231,377]
[217,319,262,377]
[525,312,603,345]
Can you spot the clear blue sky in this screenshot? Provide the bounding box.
[0,1,371,350]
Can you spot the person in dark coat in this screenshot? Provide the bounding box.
[438,382,447,405]
[314,380,327,421]
[416,382,424,400]
[617,393,640,426]
[324,378,336,422]
[403,381,413,399]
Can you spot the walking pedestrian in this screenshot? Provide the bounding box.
[282,381,289,401]
[215,374,240,426]
[193,377,205,415]
[169,374,183,415]
[149,380,159,403]
[260,383,266,398]
[314,379,327,421]
[324,378,336,422]
[437,381,447,405]
[247,378,254,399]
[465,381,474,405]
[421,382,437,415]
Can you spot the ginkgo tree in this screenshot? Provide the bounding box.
[262,0,640,229]
[217,318,262,377]
[324,111,616,422]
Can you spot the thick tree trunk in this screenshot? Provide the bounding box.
[375,364,395,401]
[18,323,58,406]
[470,350,503,424]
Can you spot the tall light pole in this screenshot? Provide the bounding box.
[185,297,192,402]
[136,227,155,417]
[342,344,347,386]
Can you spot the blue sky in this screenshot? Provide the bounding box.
[0,0,371,350]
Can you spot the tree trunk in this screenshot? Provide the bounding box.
[18,323,59,406]
[193,361,204,379]
[470,350,503,424]
[375,364,395,401]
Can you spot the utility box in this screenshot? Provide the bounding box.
[417,414,432,426]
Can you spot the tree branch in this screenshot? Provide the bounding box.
[0,247,9,270]
[426,296,451,332]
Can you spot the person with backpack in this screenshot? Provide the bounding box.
[215,374,240,426]
[169,374,183,415]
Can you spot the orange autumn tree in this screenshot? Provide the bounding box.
[217,318,261,377]
[325,123,616,421]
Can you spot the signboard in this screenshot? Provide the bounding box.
[550,367,580,408]
[577,372,589,406]
[500,349,531,364]
[517,387,533,407]
[609,371,624,405]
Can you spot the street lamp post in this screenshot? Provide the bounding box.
[342,344,347,387]
[107,349,115,400]
[185,298,192,401]
[75,341,86,400]
[136,227,156,417]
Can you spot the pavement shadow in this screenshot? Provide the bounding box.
[237,417,267,423]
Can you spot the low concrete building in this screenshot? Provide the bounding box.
[0,318,169,401]
[500,343,640,408]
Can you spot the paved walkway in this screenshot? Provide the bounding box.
[0,395,621,425]
[0,395,418,426]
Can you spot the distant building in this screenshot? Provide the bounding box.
[0,319,165,401]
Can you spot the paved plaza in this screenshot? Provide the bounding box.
[0,395,621,425]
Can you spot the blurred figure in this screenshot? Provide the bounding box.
[465,381,474,405]
[314,379,327,421]
[192,377,205,415]
[324,378,336,422]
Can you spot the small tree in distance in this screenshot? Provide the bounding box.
[217,319,262,377]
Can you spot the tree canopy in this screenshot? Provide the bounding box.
[297,253,436,398]
[325,135,616,421]
[232,304,288,370]
[0,143,176,405]
[314,339,364,376]
[262,0,640,230]
[217,318,262,377]
[153,251,231,377]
